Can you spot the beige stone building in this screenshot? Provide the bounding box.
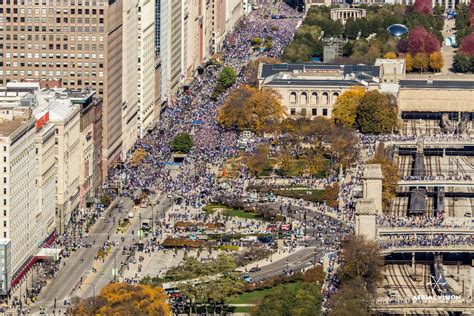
[258,63,380,118]
[0,0,123,174]
[122,0,156,153]
[122,0,140,156]
[0,108,54,279]
[35,120,57,241]
[35,95,82,233]
[330,8,366,24]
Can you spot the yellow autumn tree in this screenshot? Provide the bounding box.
[383,51,398,59]
[217,85,286,134]
[413,53,429,73]
[405,53,414,72]
[332,87,366,128]
[429,51,444,72]
[73,283,171,316]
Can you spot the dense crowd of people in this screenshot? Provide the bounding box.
[379,233,473,249]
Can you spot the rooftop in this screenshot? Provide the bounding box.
[264,78,366,87]
[260,63,380,79]
[0,119,29,137]
[399,80,474,89]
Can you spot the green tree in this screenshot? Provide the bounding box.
[282,42,313,62]
[355,90,398,134]
[218,66,237,88]
[344,18,361,40]
[453,52,472,73]
[252,283,322,316]
[170,133,193,153]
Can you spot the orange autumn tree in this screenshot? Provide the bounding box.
[217,85,286,134]
[73,283,170,316]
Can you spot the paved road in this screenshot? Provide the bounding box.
[78,193,171,299]
[248,247,325,281]
[23,194,172,314]
[37,197,132,303]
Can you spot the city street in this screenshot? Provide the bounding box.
[246,247,325,282]
[24,194,171,314]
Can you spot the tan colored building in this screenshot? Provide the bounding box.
[138,0,157,135]
[122,0,140,156]
[0,0,123,175]
[258,63,380,118]
[0,84,103,232]
[34,95,82,233]
[0,109,49,279]
[330,8,366,24]
[35,120,57,242]
[398,80,474,114]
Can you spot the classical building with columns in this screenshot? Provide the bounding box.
[330,8,366,24]
[258,63,381,118]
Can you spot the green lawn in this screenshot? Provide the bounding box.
[222,208,260,219]
[203,204,223,214]
[227,281,302,305]
[203,204,262,220]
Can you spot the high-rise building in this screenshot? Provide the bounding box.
[137,0,157,135]
[122,0,140,156]
[159,0,169,101]
[0,0,123,175]
[0,110,42,278]
[0,83,103,233]
[169,0,183,95]
[122,0,157,149]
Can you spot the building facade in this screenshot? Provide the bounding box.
[122,0,140,156]
[0,0,123,174]
[258,63,381,118]
[0,112,40,278]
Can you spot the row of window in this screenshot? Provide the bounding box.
[2,60,102,67]
[0,0,102,6]
[289,91,339,105]
[1,53,104,60]
[0,7,104,15]
[289,108,329,117]
[0,69,103,78]
[0,25,104,33]
[0,79,104,90]
[0,34,103,42]
[1,16,104,24]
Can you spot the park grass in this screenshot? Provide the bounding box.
[203,204,223,214]
[227,281,302,305]
[222,208,260,219]
[273,188,325,202]
[234,306,252,313]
